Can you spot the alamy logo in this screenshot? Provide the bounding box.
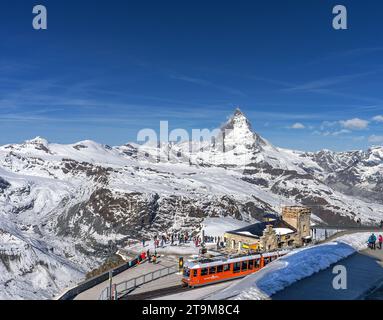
[30,5,346,32]
[332,5,348,30]
[332,265,347,290]
[32,5,47,30]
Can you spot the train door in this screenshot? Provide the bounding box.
[191,268,199,286]
[248,259,254,271]
[233,262,241,274]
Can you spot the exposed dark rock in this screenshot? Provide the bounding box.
[0,177,10,191]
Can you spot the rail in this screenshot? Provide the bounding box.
[57,255,142,300]
[99,264,179,300]
[312,224,383,231]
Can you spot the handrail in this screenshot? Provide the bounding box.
[312,224,383,230]
[58,255,142,300]
[99,264,179,300]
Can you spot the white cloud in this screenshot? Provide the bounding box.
[332,129,351,136]
[290,122,305,129]
[340,118,369,130]
[372,115,383,122]
[313,129,351,137]
[368,135,383,143]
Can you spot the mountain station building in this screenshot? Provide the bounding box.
[224,206,312,253]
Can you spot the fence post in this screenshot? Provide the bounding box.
[109,271,113,301]
[113,284,117,300]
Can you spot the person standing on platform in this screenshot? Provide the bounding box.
[368,233,377,250]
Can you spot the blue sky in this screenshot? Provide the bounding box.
[0,0,383,151]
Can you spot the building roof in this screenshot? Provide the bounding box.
[226,219,297,239]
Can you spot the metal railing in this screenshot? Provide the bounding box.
[99,264,178,300]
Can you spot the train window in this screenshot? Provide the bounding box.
[183,268,190,277]
[223,264,230,272]
[241,260,248,271]
[254,259,260,268]
[264,257,270,265]
[209,266,216,274]
[193,270,198,277]
[233,262,241,273]
[217,265,223,273]
[248,260,254,270]
[201,268,208,276]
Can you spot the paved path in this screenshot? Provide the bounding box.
[125,272,182,296]
[272,248,383,300]
[153,279,242,300]
[74,258,175,300]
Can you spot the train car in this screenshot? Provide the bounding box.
[182,250,289,287]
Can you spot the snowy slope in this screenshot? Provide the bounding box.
[209,232,371,300]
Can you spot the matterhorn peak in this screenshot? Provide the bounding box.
[222,108,252,132]
[229,107,253,132]
[233,107,244,117]
[213,108,269,155]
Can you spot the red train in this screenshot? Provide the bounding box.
[182,250,289,287]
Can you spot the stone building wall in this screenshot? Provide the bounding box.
[282,206,311,246]
[224,232,260,252]
[260,225,278,251]
[224,206,312,253]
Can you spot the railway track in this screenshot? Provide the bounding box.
[120,284,192,300]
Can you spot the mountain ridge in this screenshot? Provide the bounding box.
[0,109,383,299]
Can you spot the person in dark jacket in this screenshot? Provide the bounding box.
[369,233,377,250]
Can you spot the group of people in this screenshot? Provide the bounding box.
[146,249,158,264]
[139,232,227,251]
[153,232,192,247]
[368,233,383,250]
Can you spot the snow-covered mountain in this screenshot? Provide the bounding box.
[1,109,382,299]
